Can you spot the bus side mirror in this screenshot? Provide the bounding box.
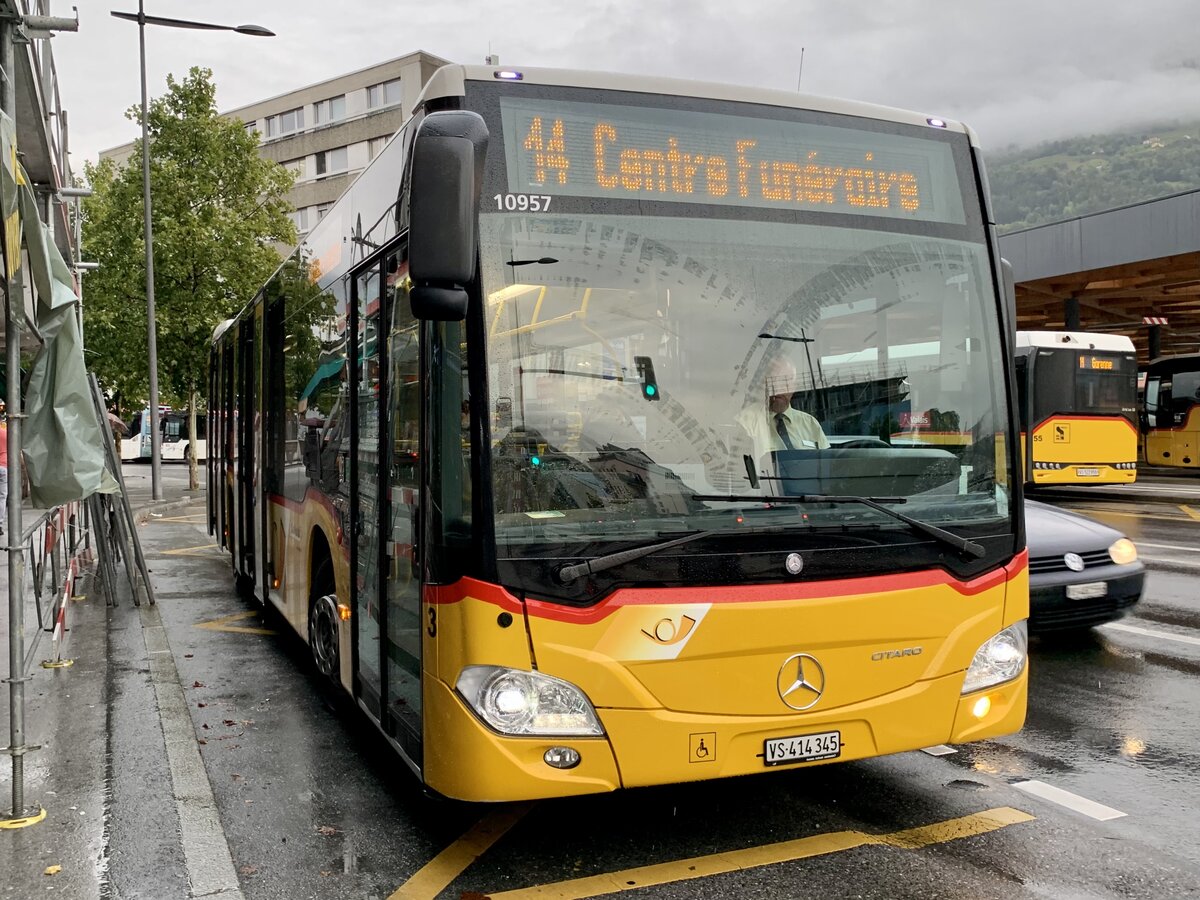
[409,111,490,321]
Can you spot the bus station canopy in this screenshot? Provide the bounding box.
[999,189,1200,362]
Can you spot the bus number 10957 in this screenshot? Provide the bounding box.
[494,193,552,211]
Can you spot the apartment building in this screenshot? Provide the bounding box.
[101,49,450,243]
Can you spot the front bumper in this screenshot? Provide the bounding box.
[1029,562,1145,632]
[423,667,1028,802]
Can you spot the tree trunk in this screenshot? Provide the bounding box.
[188,386,200,492]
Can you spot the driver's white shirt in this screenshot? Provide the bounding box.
[736,406,830,460]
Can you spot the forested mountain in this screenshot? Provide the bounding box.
[985,122,1200,232]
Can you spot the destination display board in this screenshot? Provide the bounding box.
[499,95,966,224]
[1078,355,1116,371]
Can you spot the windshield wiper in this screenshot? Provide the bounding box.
[554,494,985,585]
[691,494,986,559]
[555,525,785,584]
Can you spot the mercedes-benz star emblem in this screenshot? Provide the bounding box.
[1063,552,1085,572]
[777,653,826,711]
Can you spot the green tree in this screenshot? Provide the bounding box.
[82,66,296,413]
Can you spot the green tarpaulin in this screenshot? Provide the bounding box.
[1,111,118,507]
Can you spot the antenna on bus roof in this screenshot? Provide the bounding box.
[796,47,805,90]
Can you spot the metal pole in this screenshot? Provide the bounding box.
[138,0,162,500]
[2,10,31,820]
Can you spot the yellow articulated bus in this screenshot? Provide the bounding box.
[1142,353,1200,469]
[209,65,1028,802]
[1014,331,1139,485]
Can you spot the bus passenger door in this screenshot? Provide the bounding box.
[384,250,423,761]
[352,262,387,714]
[351,247,424,763]
[235,319,255,586]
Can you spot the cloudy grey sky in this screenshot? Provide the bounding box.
[53,0,1200,169]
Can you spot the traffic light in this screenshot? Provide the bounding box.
[634,356,660,401]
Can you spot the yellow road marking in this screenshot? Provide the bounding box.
[194,610,276,636]
[486,806,1034,899]
[389,803,532,900]
[162,543,223,557]
[1180,505,1200,521]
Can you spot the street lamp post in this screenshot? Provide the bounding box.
[111,3,274,500]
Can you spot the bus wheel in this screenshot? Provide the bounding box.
[309,593,340,680]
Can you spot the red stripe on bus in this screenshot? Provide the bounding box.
[435,552,1027,625]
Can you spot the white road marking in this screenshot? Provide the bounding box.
[1013,780,1126,821]
[1101,621,1200,648]
[921,745,957,756]
[1136,540,1200,553]
[1139,555,1200,571]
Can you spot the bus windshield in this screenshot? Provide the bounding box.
[476,90,1012,555]
[1031,349,1137,421]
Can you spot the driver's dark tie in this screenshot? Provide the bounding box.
[775,413,794,450]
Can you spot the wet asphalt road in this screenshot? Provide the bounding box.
[104,481,1200,900]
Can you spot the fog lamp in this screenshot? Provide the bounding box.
[971,695,992,719]
[543,746,581,769]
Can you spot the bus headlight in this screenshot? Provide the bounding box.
[962,622,1027,695]
[1108,538,1138,566]
[456,666,604,737]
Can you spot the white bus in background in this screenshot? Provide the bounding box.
[120,407,207,461]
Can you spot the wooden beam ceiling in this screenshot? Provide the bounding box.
[1015,251,1200,361]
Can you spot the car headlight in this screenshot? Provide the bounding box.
[962,622,1028,695]
[1108,538,1138,566]
[456,666,604,736]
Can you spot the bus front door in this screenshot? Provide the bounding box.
[352,248,423,764]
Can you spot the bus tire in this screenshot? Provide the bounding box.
[235,572,255,601]
[309,592,340,680]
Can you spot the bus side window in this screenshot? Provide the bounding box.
[1171,373,1200,423]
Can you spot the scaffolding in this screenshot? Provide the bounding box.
[0,1,139,825]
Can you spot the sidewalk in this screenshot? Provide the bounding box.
[0,462,201,899]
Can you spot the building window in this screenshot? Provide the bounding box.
[316,203,331,221]
[265,106,305,138]
[366,78,402,110]
[313,95,346,125]
[284,157,306,179]
[368,136,388,160]
[289,207,310,232]
[314,146,348,177]
[243,121,259,137]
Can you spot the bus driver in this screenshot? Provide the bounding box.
[736,356,829,465]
